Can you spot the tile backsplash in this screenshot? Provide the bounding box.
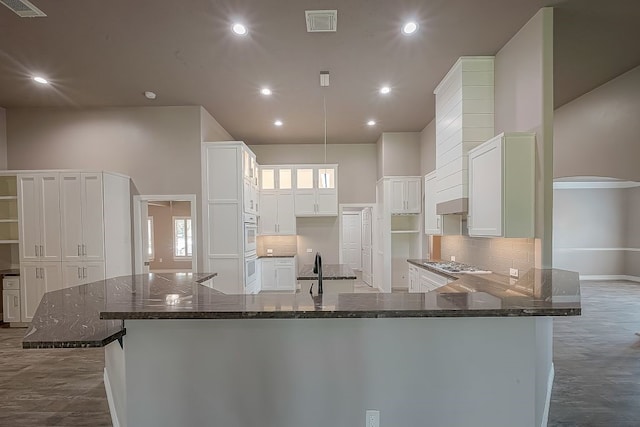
[257,235,298,257]
[440,235,535,275]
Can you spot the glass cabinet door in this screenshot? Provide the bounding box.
[318,168,335,189]
[278,168,292,190]
[296,168,314,189]
[261,169,275,190]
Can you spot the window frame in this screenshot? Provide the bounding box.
[147,216,155,261]
[173,216,193,259]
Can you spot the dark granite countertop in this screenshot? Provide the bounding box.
[24,265,580,349]
[23,273,216,349]
[0,269,20,276]
[297,264,357,280]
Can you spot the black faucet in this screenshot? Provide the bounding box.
[313,252,323,295]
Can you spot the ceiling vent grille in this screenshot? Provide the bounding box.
[305,10,337,32]
[0,0,46,17]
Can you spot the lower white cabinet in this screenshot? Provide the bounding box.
[20,262,62,322]
[260,257,296,292]
[3,290,20,323]
[62,262,105,288]
[407,262,452,293]
[408,265,419,292]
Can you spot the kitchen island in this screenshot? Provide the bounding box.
[297,263,357,294]
[23,269,580,427]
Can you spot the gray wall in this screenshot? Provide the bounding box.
[554,66,640,181]
[6,106,232,270]
[553,185,640,278]
[379,132,421,177]
[420,120,436,176]
[495,8,554,268]
[250,143,377,265]
[201,107,233,142]
[0,107,6,169]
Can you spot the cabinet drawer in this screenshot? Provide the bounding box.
[3,277,20,290]
[275,258,294,266]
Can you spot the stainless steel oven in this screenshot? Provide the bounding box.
[244,213,257,254]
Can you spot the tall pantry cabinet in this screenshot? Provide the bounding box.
[17,171,131,322]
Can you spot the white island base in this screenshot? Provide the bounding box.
[105,317,553,427]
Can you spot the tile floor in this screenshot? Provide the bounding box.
[0,279,638,426]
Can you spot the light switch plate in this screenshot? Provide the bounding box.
[510,268,519,278]
[267,249,273,254]
[450,255,456,262]
[366,410,379,427]
[306,248,313,253]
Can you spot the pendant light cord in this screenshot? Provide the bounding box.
[323,94,327,163]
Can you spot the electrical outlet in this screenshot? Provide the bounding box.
[365,410,379,427]
[306,248,313,253]
[510,268,519,278]
[159,258,163,263]
[450,255,456,262]
[267,249,273,254]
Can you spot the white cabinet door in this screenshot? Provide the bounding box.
[277,192,296,235]
[60,173,84,261]
[275,265,295,291]
[62,263,85,288]
[405,178,421,214]
[39,174,62,261]
[389,180,406,213]
[261,259,276,291]
[20,263,46,322]
[294,190,316,216]
[424,172,441,235]
[316,191,338,216]
[259,192,278,234]
[81,173,105,261]
[3,289,20,323]
[18,175,41,261]
[42,262,63,292]
[84,262,106,284]
[468,136,502,236]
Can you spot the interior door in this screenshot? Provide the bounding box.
[342,212,362,271]
[140,201,150,273]
[361,207,373,286]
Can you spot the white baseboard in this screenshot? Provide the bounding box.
[541,362,555,427]
[580,275,640,283]
[104,368,121,427]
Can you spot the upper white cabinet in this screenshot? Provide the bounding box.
[294,165,338,216]
[259,166,295,235]
[468,132,535,238]
[18,174,62,262]
[389,177,421,214]
[434,56,495,214]
[60,173,105,262]
[242,148,259,215]
[424,172,461,235]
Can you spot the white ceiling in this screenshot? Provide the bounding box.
[1,0,639,145]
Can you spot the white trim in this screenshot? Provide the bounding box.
[580,275,640,283]
[554,247,640,252]
[553,181,640,189]
[133,195,198,274]
[541,363,554,427]
[104,368,121,427]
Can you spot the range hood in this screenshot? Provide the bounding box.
[436,198,468,215]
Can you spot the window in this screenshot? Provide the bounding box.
[173,217,192,258]
[147,217,154,260]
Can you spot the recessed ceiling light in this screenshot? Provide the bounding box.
[402,22,418,35]
[144,91,157,100]
[367,120,376,126]
[274,120,283,127]
[33,76,49,85]
[232,23,248,35]
[380,86,391,95]
[260,88,272,96]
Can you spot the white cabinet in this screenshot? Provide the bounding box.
[389,177,421,214]
[3,290,20,323]
[20,262,62,322]
[60,173,105,262]
[468,132,535,238]
[62,262,106,288]
[424,172,462,235]
[18,174,62,261]
[294,165,338,216]
[419,268,450,292]
[242,149,259,215]
[259,191,295,235]
[260,257,296,292]
[408,265,419,293]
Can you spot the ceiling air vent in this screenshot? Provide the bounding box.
[305,10,337,32]
[0,0,46,17]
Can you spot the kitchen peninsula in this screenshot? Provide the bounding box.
[23,269,580,427]
[297,263,357,294]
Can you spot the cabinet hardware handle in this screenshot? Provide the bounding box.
[40,245,43,257]
[83,267,87,279]
[13,295,18,308]
[35,268,39,279]
[437,217,440,228]
[78,267,82,279]
[78,245,81,256]
[35,245,39,257]
[82,244,86,256]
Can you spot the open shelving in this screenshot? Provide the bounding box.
[0,175,19,243]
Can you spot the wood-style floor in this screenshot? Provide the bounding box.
[0,279,638,426]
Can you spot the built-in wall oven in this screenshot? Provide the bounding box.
[244,253,258,294]
[244,213,257,254]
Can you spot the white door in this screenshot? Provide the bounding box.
[20,263,46,322]
[468,137,503,236]
[60,173,84,261]
[405,178,421,213]
[81,173,105,261]
[361,207,373,286]
[39,174,62,261]
[342,212,362,271]
[277,192,296,235]
[18,175,41,261]
[3,290,21,323]
[259,192,278,234]
[140,200,150,273]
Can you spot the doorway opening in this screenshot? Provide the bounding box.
[133,195,197,274]
[339,204,375,286]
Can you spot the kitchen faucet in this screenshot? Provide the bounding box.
[313,252,323,295]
